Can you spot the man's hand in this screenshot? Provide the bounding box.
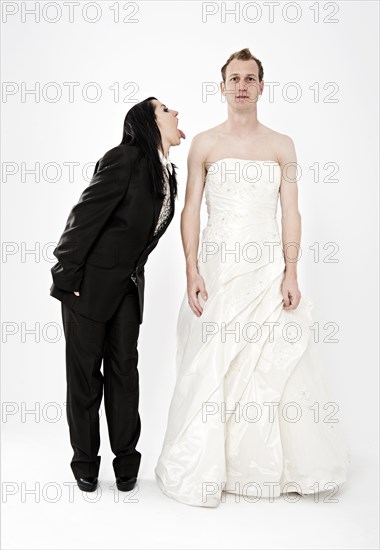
[187,271,208,317]
[73,291,80,296]
[281,275,301,310]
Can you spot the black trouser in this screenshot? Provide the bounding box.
[61,278,141,480]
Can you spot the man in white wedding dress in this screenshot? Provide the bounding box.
[155,48,350,507]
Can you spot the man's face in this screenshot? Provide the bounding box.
[221,59,263,109]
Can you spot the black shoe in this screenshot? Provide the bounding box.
[116,476,137,492]
[77,477,98,492]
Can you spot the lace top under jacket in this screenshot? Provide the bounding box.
[130,150,173,287]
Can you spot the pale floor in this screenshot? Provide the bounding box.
[2,423,378,550]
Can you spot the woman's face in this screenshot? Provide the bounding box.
[153,100,186,150]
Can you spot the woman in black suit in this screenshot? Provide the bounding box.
[50,97,186,492]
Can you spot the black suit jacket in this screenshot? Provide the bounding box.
[49,143,175,324]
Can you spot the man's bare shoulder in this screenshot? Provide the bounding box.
[187,126,224,168]
[275,132,296,161]
[256,126,295,164]
[191,125,224,147]
[262,125,295,151]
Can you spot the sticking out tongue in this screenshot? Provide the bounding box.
[178,128,186,139]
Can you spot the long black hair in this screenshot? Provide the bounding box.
[120,96,178,199]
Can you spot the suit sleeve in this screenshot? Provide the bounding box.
[51,146,135,292]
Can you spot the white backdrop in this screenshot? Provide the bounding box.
[2,1,379,549]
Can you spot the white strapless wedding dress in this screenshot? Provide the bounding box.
[155,158,351,507]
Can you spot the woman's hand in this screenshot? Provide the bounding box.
[281,275,301,310]
[187,270,208,317]
[73,291,80,296]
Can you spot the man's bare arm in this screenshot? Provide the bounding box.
[278,135,302,309]
[180,134,209,316]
